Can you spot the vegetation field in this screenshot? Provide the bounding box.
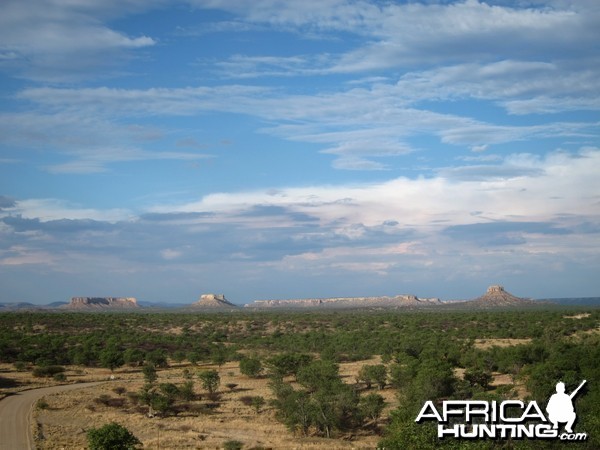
[0,308,598,449]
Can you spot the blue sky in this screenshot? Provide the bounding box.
[1,0,599,305]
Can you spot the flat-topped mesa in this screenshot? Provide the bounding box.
[245,295,441,309]
[487,285,506,294]
[191,293,237,309]
[67,297,139,309]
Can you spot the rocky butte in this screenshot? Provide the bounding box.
[455,285,537,308]
[65,297,139,309]
[189,294,238,309]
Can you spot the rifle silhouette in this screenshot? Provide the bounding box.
[569,380,587,400]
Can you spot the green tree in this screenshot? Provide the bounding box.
[210,346,228,367]
[146,349,168,368]
[239,357,263,378]
[159,382,180,401]
[268,353,312,378]
[123,348,145,367]
[99,349,124,372]
[464,367,492,390]
[142,364,157,384]
[198,369,220,394]
[296,360,340,392]
[179,380,195,401]
[360,393,385,421]
[138,385,174,417]
[311,383,360,438]
[358,364,387,390]
[87,422,141,450]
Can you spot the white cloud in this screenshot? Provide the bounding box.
[0,0,156,81]
[154,148,600,231]
[0,246,55,266]
[13,78,599,173]
[2,148,598,299]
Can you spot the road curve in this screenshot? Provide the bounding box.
[0,382,104,450]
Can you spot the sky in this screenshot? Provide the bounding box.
[0,0,599,305]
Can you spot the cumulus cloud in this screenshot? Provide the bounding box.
[1,1,599,302]
[1,147,599,300]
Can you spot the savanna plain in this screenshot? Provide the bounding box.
[0,308,598,449]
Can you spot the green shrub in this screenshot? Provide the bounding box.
[223,440,243,450]
[32,365,65,378]
[87,422,141,450]
[239,357,263,378]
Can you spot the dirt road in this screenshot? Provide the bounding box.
[0,382,103,450]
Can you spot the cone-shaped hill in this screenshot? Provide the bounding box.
[466,285,537,308]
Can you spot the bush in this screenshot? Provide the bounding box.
[32,365,65,378]
[239,357,263,378]
[13,361,27,371]
[53,372,67,382]
[358,364,387,390]
[268,353,312,378]
[112,386,127,396]
[87,422,141,450]
[223,440,244,450]
[94,394,126,408]
[179,380,195,401]
[198,369,220,394]
[251,396,265,413]
[360,393,385,421]
[142,364,157,384]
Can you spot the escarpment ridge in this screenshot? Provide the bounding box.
[65,297,139,309]
[245,294,441,309]
[3,285,596,310]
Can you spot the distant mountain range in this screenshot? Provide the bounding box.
[1,287,599,311]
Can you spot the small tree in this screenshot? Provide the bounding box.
[179,380,195,401]
[239,357,263,378]
[360,393,386,421]
[210,347,228,367]
[359,364,387,390]
[100,349,124,372]
[87,422,141,450]
[297,360,340,392]
[268,353,312,378]
[142,364,157,384]
[198,369,220,395]
[146,349,168,368]
[464,367,493,390]
[123,348,145,367]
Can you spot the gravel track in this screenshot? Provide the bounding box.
[0,382,104,450]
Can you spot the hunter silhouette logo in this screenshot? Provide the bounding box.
[546,380,586,433]
[415,380,588,441]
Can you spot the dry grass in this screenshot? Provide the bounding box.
[1,359,397,449]
[473,338,531,350]
[563,313,591,320]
